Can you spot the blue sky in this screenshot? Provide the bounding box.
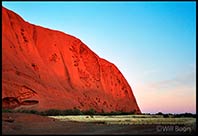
[2,2,196,113]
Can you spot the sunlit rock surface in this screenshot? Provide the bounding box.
[2,7,141,113]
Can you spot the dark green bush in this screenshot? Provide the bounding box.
[2,109,13,113]
[82,109,96,115]
[41,109,63,116]
[14,109,39,114]
[62,109,82,115]
[72,108,83,115]
[29,110,39,114]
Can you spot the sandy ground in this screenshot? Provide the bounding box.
[2,113,196,135]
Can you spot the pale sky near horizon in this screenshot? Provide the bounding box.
[2,2,196,114]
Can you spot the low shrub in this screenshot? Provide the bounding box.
[163,114,169,118]
[62,109,83,115]
[82,109,96,115]
[2,107,137,116]
[2,109,13,113]
[15,109,39,114]
[40,109,63,116]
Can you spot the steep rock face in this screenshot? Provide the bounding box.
[2,7,141,113]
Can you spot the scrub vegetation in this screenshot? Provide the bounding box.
[2,108,196,117]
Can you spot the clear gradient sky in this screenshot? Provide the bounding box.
[2,2,196,114]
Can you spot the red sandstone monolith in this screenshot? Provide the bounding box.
[2,7,141,113]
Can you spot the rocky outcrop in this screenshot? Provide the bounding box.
[2,7,141,113]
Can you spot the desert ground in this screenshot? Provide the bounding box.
[2,113,196,135]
